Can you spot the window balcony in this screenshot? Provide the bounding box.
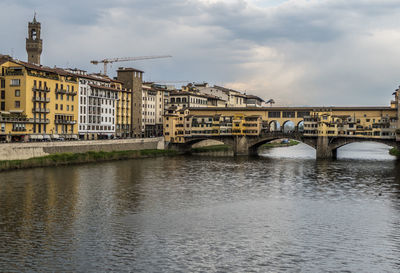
[33,87,50,93]
[55,119,77,125]
[32,97,50,103]
[28,118,50,124]
[55,89,68,94]
[32,108,50,113]
[12,127,26,132]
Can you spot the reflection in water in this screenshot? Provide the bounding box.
[0,143,400,272]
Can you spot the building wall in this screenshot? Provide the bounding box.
[0,60,79,139]
[117,68,143,137]
[0,137,164,160]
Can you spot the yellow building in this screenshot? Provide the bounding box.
[113,79,132,138]
[0,55,78,141]
[163,105,398,143]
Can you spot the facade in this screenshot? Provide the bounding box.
[164,101,399,143]
[154,84,170,137]
[142,83,169,137]
[0,56,79,141]
[142,84,156,137]
[26,15,42,65]
[195,84,247,107]
[67,69,131,139]
[245,95,264,107]
[117,67,144,137]
[168,91,208,109]
[303,111,397,139]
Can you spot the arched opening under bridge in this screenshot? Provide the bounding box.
[250,137,316,159]
[334,141,395,160]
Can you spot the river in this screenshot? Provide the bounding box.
[1,142,400,272]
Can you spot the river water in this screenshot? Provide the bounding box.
[1,143,400,272]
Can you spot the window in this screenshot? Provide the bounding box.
[55,104,58,110]
[15,101,20,108]
[71,105,74,111]
[0,102,4,111]
[0,79,5,88]
[268,111,281,118]
[67,105,70,111]
[10,79,20,86]
[60,104,63,110]
[1,90,4,99]
[15,90,20,97]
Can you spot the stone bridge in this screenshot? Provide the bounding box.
[168,132,399,159]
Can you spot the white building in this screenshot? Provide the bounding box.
[68,69,119,140]
[195,84,247,107]
[142,84,156,137]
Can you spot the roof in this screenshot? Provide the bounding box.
[88,83,127,92]
[2,57,78,79]
[188,106,395,111]
[117,67,144,73]
[246,95,264,102]
[213,85,247,97]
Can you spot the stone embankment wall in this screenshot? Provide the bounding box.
[0,138,165,161]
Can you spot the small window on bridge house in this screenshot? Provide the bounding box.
[268,111,281,118]
[282,111,295,118]
[297,111,310,118]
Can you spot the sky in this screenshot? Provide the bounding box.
[1,0,400,106]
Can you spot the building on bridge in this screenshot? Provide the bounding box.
[163,97,400,158]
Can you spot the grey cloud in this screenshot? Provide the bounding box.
[2,0,400,106]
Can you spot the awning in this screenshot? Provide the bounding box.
[51,134,60,139]
[10,110,23,113]
[30,135,44,140]
[43,135,51,140]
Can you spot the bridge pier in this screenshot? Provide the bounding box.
[316,136,336,159]
[233,136,250,156]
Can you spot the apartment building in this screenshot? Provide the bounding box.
[0,55,78,141]
[194,84,247,107]
[67,69,130,139]
[117,67,143,137]
[143,83,170,137]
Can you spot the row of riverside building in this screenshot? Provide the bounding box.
[0,16,265,142]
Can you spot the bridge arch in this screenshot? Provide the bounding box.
[248,134,317,154]
[297,121,304,132]
[269,120,281,131]
[330,138,397,151]
[282,120,295,133]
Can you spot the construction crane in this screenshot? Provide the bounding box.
[90,55,172,75]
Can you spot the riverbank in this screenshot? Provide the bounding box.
[261,140,299,148]
[389,148,400,157]
[0,149,178,172]
[190,144,234,156]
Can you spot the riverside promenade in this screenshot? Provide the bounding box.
[0,138,165,161]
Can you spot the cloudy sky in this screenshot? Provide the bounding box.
[1,0,400,106]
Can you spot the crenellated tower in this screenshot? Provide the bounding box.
[26,14,42,65]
